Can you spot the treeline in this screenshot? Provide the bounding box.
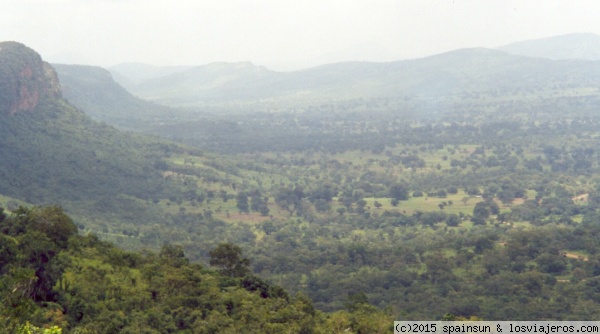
[146,95,600,155]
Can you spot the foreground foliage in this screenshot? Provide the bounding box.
[0,206,392,333]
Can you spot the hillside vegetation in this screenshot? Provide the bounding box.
[0,42,231,245]
[54,64,180,132]
[0,206,391,333]
[7,39,600,325]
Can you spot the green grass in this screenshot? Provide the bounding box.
[160,145,545,227]
[364,190,483,216]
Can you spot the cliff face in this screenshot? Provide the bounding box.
[0,41,61,114]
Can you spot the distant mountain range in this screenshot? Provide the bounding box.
[49,33,600,156]
[104,39,600,108]
[109,62,193,91]
[498,33,600,61]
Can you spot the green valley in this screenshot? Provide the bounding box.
[6,36,600,332]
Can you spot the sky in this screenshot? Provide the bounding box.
[2,0,600,71]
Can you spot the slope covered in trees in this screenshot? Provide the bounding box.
[0,41,227,242]
[0,206,391,333]
[54,64,186,132]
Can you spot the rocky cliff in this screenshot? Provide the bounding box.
[0,41,61,114]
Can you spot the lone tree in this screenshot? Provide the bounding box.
[389,183,409,201]
[236,192,249,214]
[209,243,251,277]
[275,186,304,216]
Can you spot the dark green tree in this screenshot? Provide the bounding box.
[445,214,460,227]
[389,184,409,201]
[344,292,369,312]
[236,192,250,214]
[26,206,78,249]
[159,243,190,268]
[275,186,304,216]
[249,190,265,212]
[209,243,251,278]
[261,221,277,235]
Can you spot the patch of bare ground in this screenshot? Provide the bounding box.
[511,198,525,205]
[162,171,180,178]
[572,193,589,203]
[495,197,526,209]
[222,212,270,224]
[498,242,588,261]
[563,252,588,261]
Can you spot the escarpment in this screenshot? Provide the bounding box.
[0,41,61,114]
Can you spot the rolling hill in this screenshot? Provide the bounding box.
[0,41,202,239]
[59,42,600,154]
[54,63,188,131]
[108,62,192,89]
[110,47,600,109]
[498,33,600,60]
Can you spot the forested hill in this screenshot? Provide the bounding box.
[108,62,193,90]
[112,47,600,108]
[53,64,183,132]
[0,206,391,332]
[0,41,199,234]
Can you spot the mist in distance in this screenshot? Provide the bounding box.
[3,0,600,71]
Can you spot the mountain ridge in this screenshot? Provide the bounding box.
[498,33,600,60]
[54,63,181,131]
[0,41,195,238]
[109,46,600,108]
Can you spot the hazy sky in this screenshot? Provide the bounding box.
[2,0,600,70]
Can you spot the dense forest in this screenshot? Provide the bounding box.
[6,39,600,331]
[0,206,391,333]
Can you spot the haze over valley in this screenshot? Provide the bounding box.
[6,7,600,330]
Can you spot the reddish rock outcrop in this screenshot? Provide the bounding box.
[0,41,61,114]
